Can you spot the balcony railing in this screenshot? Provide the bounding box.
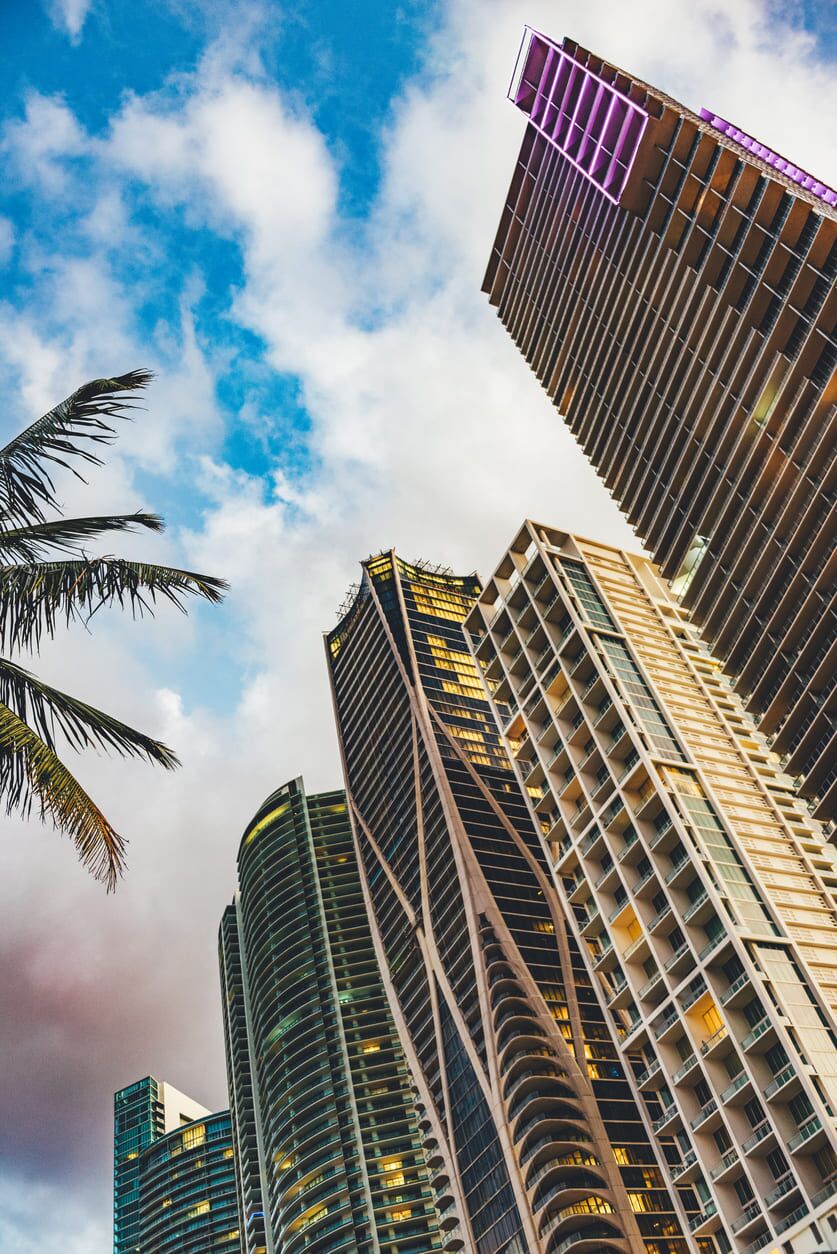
[741,1017,771,1051]
[720,971,749,1004]
[788,1114,822,1152]
[764,1063,794,1099]
[720,1071,751,1103]
[690,1097,717,1130]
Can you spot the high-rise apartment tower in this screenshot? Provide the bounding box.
[465,520,837,1254]
[483,29,836,821]
[111,1078,235,1254]
[326,553,691,1254]
[219,778,446,1254]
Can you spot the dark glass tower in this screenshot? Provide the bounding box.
[137,1110,240,1252]
[483,28,836,822]
[113,1077,231,1254]
[219,779,446,1254]
[326,553,689,1254]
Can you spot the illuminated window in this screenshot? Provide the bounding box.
[161,1198,172,1208]
[182,1123,206,1150]
[361,1041,381,1054]
[223,1147,234,1158]
[385,1172,405,1186]
[381,1159,402,1172]
[187,1200,210,1218]
[391,1207,412,1222]
[702,1004,723,1035]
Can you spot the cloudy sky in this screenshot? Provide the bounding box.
[0,0,835,1249]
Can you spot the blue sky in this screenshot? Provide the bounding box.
[0,1,835,1251]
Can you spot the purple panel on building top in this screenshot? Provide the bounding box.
[699,109,837,207]
[508,27,648,206]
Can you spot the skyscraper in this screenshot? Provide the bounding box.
[464,519,837,1253]
[219,778,446,1254]
[326,553,689,1254]
[113,1076,223,1254]
[137,1110,241,1253]
[482,28,836,822]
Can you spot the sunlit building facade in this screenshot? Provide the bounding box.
[327,553,690,1254]
[218,778,446,1254]
[465,520,837,1254]
[483,28,837,821]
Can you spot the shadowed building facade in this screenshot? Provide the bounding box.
[219,779,447,1254]
[113,1077,238,1254]
[326,553,689,1254]
[466,521,837,1254]
[483,28,836,822]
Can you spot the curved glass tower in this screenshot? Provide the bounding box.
[138,1110,240,1252]
[219,779,446,1253]
[326,553,689,1254]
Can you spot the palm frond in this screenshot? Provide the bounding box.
[0,556,228,651]
[0,657,179,767]
[0,370,153,524]
[0,512,164,561]
[0,699,126,888]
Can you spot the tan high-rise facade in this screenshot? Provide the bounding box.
[465,520,837,1254]
[483,29,836,822]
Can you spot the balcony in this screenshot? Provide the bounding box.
[720,971,750,1006]
[608,897,631,924]
[720,1071,752,1104]
[651,1009,679,1041]
[811,1175,837,1208]
[682,890,710,923]
[709,1148,739,1182]
[665,944,694,978]
[775,1202,811,1235]
[652,1104,680,1133]
[741,1016,773,1052]
[763,1063,795,1100]
[623,934,648,962]
[764,1173,800,1208]
[649,817,674,849]
[730,1201,763,1235]
[648,903,673,933]
[688,1200,718,1233]
[690,1097,718,1130]
[638,971,664,1002]
[788,1114,823,1153]
[699,932,728,960]
[616,831,640,862]
[700,1025,728,1057]
[670,1148,698,1180]
[636,1059,662,1089]
[742,1120,776,1154]
[672,1054,700,1084]
[680,981,707,1012]
[742,1232,772,1254]
[665,857,691,886]
[592,941,615,971]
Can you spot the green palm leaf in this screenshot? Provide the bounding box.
[0,511,164,561]
[0,370,152,524]
[0,657,179,766]
[0,699,126,889]
[0,556,228,651]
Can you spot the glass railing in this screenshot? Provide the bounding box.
[788,1114,822,1152]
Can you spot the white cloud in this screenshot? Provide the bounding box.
[47,0,92,44]
[2,92,87,191]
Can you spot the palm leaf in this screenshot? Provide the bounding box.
[0,699,126,888]
[0,657,179,766]
[0,556,228,651]
[0,370,152,524]
[0,512,164,561]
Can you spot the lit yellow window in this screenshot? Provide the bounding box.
[161,1199,172,1208]
[361,1041,381,1054]
[533,920,555,933]
[187,1200,210,1218]
[223,1148,234,1159]
[381,1159,402,1172]
[702,1004,723,1034]
[612,1147,629,1165]
[182,1123,206,1150]
[385,1172,405,1186]
[391,1208,412,1222]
